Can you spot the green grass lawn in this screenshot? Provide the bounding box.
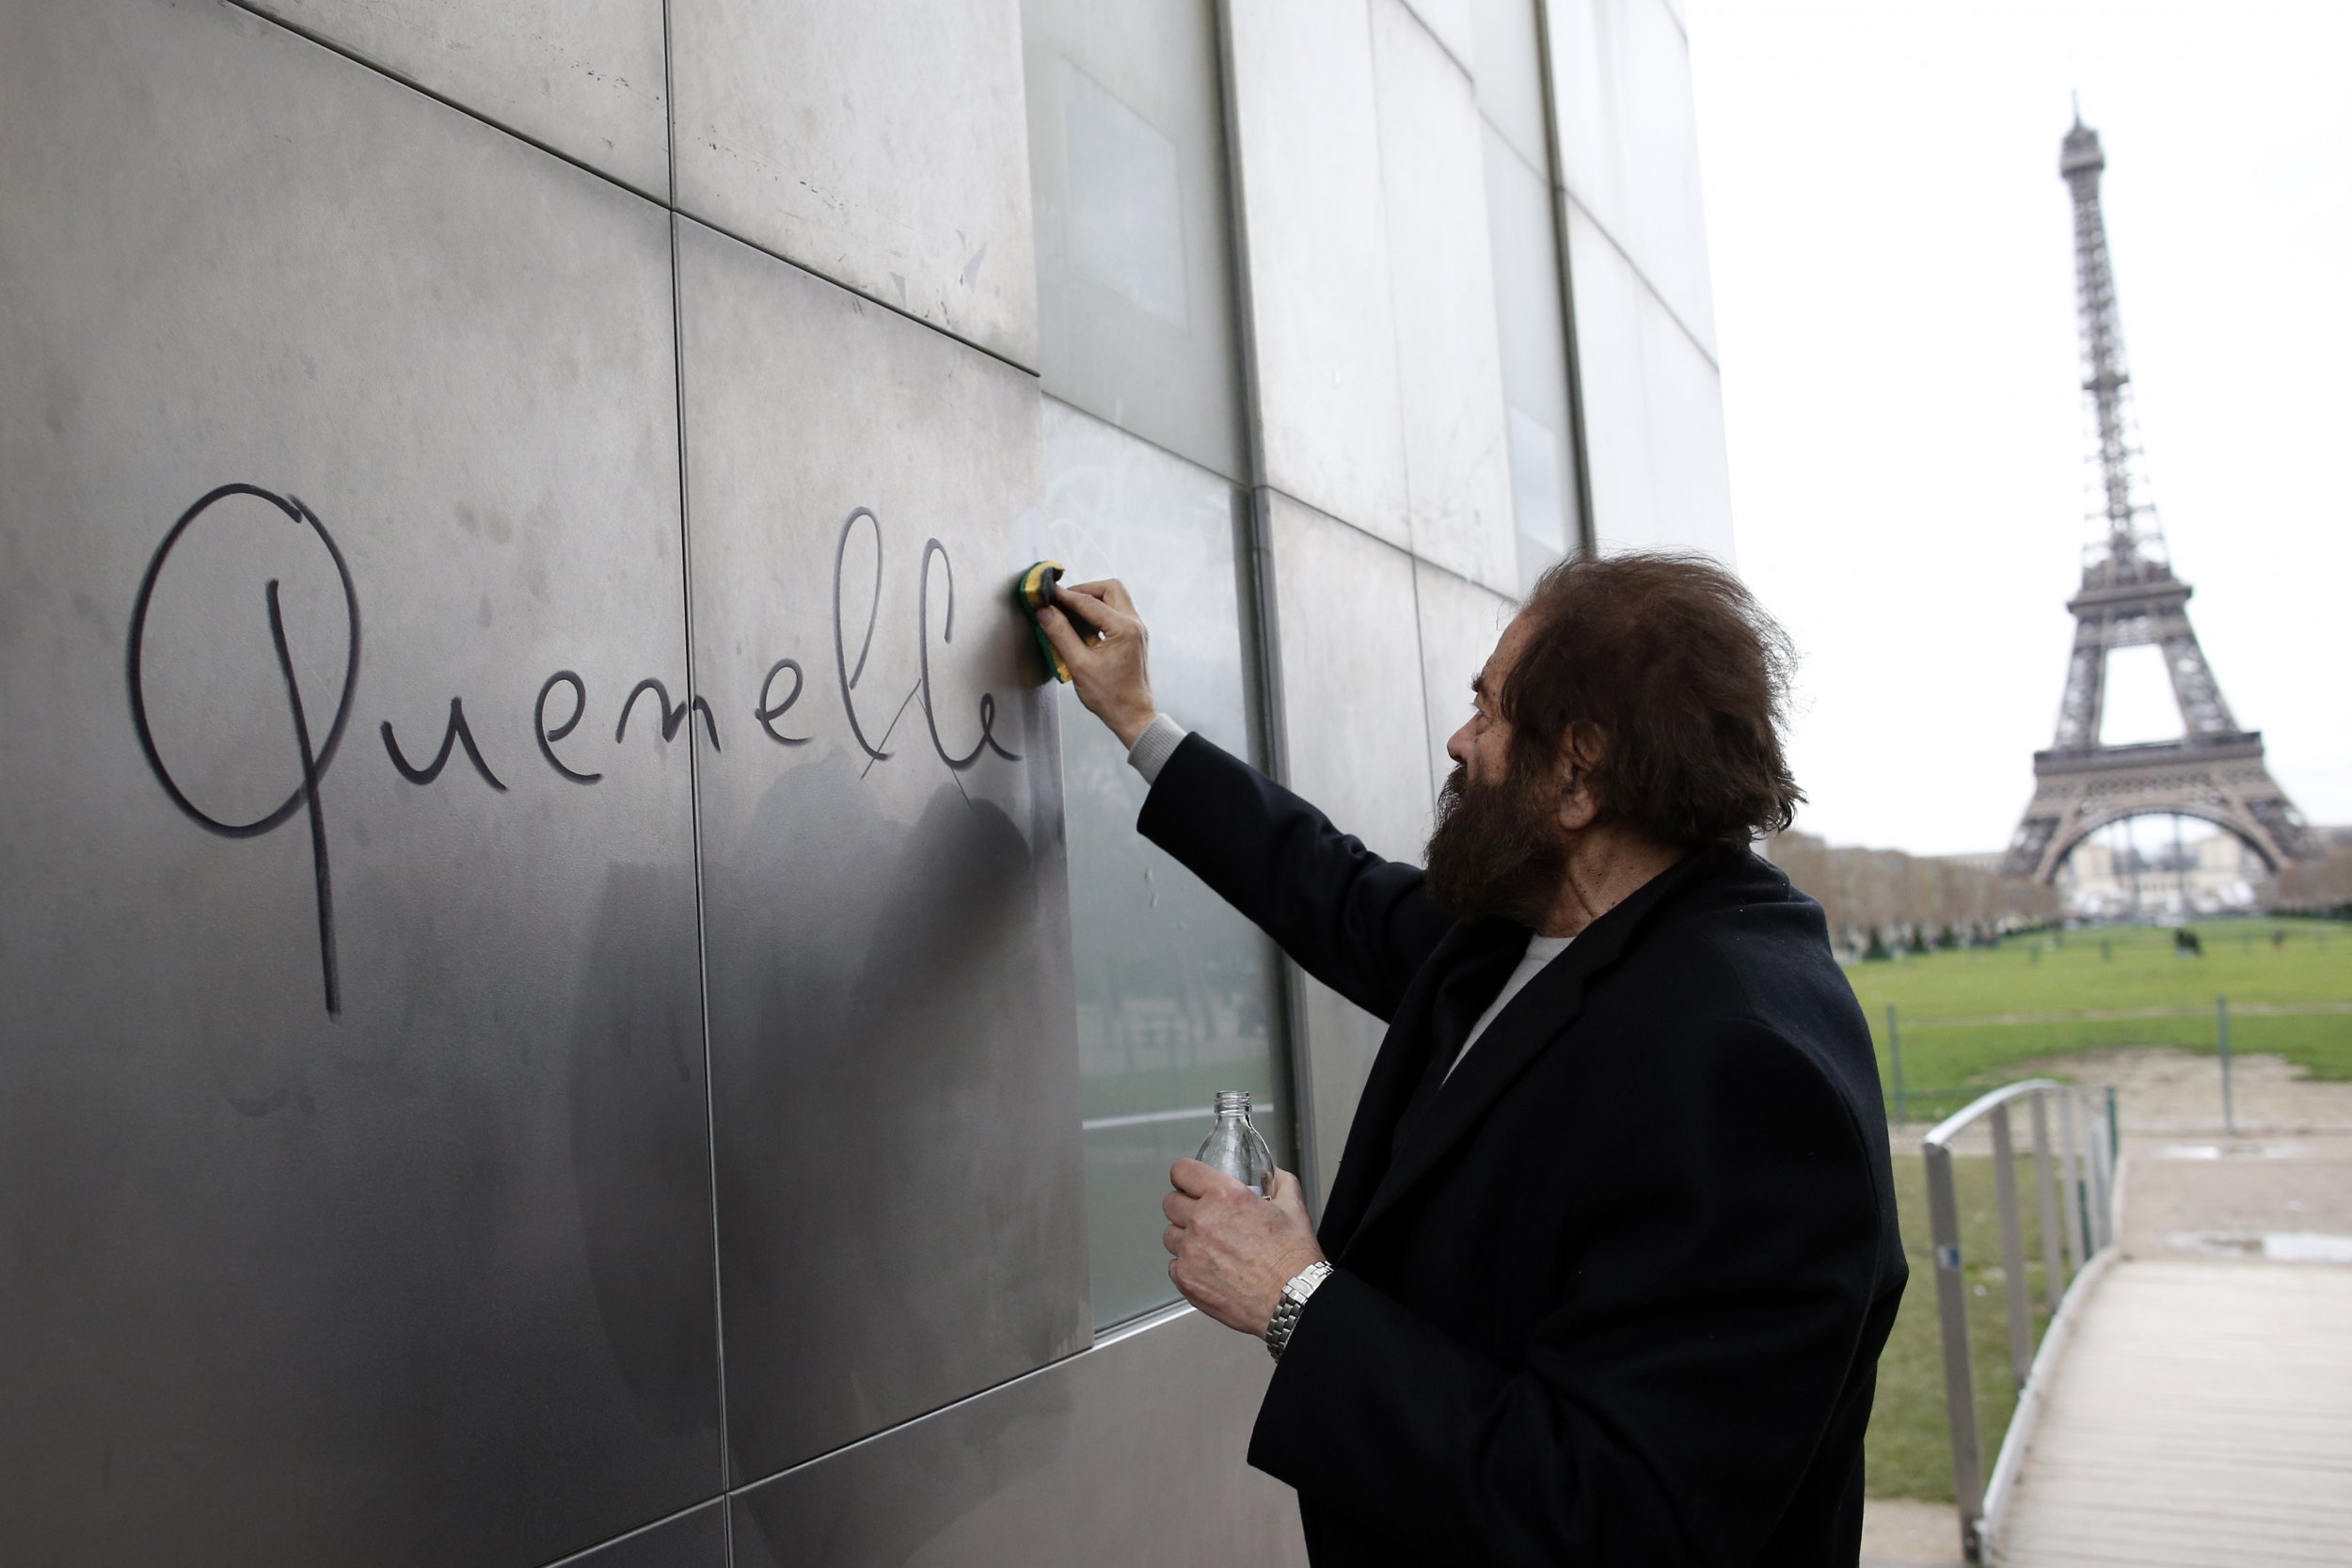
[1848,917,2352,1124]
[1854,915,2350,1499]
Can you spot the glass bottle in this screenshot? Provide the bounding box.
[1194,1090,1275,1196]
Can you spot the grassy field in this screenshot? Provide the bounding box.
[1855,914,2351,1499]
[1847,916,2352,1125]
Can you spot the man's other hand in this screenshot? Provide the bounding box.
[1037,578,1158,749]
[1163,1160,1326,1338]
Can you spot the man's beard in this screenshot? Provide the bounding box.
[1422,757,1567,927]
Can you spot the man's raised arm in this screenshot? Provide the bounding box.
[1039,579,1452,1022]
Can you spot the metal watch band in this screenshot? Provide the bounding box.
[1264,1260,1335,1361]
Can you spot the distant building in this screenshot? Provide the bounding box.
[2056,830,2266,919]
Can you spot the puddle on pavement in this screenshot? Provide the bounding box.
[2162,1229,2352,1263]
[2156,1143,2302,1161]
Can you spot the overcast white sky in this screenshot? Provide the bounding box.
[1688,0,2352,856]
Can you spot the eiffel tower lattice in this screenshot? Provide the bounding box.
[2002,116,2316,883]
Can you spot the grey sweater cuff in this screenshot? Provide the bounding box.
[1125,713,1189,785]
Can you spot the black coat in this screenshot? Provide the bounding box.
[1138,734,1906,1567]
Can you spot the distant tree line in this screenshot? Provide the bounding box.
[1764,830,2060,959]
[2272,825,2352,921]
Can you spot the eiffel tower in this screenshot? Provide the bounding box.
[2002,114,2315,884]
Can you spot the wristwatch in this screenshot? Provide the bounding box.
[1264,1260,1335,1361]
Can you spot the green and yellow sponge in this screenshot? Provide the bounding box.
[1013,560,1072,683]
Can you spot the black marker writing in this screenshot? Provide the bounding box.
[918,538,1019,771]
[615,678,721,752]
[833,506,891,762]
[381,698,507,791]
[126,484,359,1017]
[534,671,602,784]
[127,485,362,832]
[133,485,1031,1020]
[755,658,811,746]
[265,580,340,1014]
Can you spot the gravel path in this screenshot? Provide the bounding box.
[1865,1045,2352,1564]
[2016,1044,2352,1136]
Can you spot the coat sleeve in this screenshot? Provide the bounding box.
[1136,732,1454,1024]
[1246,1018,1888,1566]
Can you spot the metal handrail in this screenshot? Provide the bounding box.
[1923,1079,2119,1563]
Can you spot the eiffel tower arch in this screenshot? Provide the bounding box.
[2002,116,2317,886]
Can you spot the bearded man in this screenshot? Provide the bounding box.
[1034,551,1905,1567]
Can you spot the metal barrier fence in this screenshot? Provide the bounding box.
[1924,1079,2119,1564]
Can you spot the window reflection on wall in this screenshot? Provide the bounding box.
[1040,398,1293,1330]
[1061,60,1188,329]
[1021,0,1247,483]
[1473,0,1588,587]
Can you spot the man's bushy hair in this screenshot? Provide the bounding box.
[1501,551,1804,847]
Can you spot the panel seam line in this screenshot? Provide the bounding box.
[211,0,1041,381]
[1557,188,1722,372]
[661,0,737,1558]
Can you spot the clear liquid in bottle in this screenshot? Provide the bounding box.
[1194,1089,1275,1196]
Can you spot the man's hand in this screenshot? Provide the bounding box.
[1037,578,1158,749]
[1163,1160,1326,1338]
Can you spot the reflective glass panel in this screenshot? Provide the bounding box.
[1470,0,1549,172]
[1481,120,1585,586]
[1032,399,1294,1329]
[1022,0,1248,482]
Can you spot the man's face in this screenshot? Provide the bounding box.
[1423,615,1567,927]
[1444,613,1533,785]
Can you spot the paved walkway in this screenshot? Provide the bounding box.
[1992,1136,2352,1567]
